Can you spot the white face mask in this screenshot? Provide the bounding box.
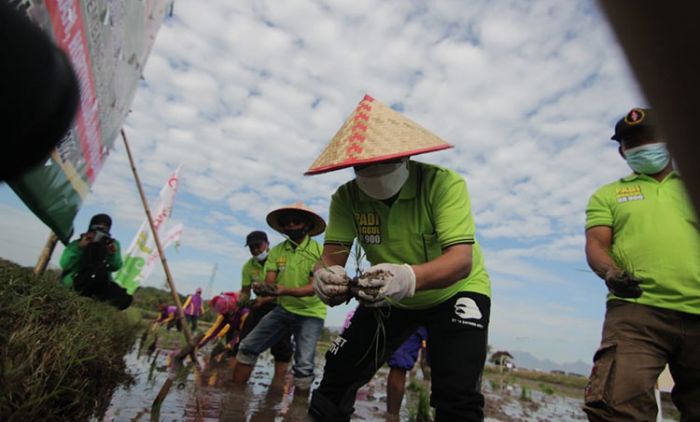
[354,160,410,200]
[255,250,268,261]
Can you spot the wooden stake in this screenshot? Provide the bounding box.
[34,231,59,275]
[120,128,194,345]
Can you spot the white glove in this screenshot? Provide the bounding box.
[356,263,416,307]
[313,265,350,305]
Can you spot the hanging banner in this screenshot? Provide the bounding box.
[8,0,174,243]
[115,166,181,294]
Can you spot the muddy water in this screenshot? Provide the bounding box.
[97,344,397,422]
[98,342,635,422]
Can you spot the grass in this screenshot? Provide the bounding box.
[407,379,433,422]
[0,258,142,421]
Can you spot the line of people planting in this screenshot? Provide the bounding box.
[58,99,699,421]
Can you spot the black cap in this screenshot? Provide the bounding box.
[89,213,112,230]
[245,230,268,246]
[611,108,659,141]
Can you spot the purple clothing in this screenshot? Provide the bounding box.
[388,327,428,370]
[198,307,250,348]
[342,307,356,332]
[184,293,203,316]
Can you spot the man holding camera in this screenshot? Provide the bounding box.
[60,213,132,309]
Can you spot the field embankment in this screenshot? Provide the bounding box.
[0,259,142,421]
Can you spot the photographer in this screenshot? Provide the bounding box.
[60,214,132,309]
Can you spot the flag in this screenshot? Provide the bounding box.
[8,0,175,242]
[138,223,184,288]
[115,166,182,294]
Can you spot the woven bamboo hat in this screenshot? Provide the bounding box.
[266,201,326,236]
[305,94,453,175]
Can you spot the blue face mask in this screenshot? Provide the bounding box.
[623,142,670,175]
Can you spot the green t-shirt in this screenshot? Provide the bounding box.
[586,171,700,314]
[241,257,265,289]
[265,236,326,320]
[59,238,123,288]
[325,160,492,310]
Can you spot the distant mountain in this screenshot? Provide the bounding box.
[509,350,591,376]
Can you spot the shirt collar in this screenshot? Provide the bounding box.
[621,170,680,183]
[283,235,310,251]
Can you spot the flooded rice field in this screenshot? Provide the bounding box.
[97,339,676,422]
[97,342,398,422]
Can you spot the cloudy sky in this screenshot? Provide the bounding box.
[0,0,646,365]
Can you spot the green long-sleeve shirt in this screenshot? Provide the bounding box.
[60,239,123,288]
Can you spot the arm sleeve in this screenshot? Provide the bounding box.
[182,296,192,313]
[324,186,357,245]
[585,188,614,229]
[199,315,225,347]
[59,241,82,273]
[109,240,123,271]
[264,247,279,273]
[241,261,251,288]
[431,170,476,249]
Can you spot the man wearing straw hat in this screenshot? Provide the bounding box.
[233,202,327,393]
[307,95,491,421]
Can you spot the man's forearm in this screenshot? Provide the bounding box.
[413,244,472,291]
[586,247,621,279]
[279,283,315,297]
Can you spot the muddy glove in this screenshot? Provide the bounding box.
[252,282,278,297]
[313,265,351,306]
[356,263,416,307]
[605,269,643,299]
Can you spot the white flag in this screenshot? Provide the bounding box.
[115,165,182,294]
[139,223,183,284]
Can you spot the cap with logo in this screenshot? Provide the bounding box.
[305,94,453,175]
[611,107,660,141]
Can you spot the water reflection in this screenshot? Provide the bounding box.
[97,345,393,422]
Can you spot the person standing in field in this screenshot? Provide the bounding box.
[308,95,492,421]
[233,203,327,394]
[230,230,293,384]
[182,287,204,332]
[583,108,700,421]
[386,327,429,420]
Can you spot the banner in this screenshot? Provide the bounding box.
[115,166,181,294]
[8,0,174,243]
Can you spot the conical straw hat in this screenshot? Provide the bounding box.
[305,94,453,175]
[266,201,326,237]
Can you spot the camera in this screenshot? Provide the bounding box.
[86,229,113,245]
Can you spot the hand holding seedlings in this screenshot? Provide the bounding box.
[356,263,416,307]
[604,269,643,298]
[313,265,351,305]
[251,282,278,297]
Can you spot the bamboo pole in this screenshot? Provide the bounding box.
[120,129,194,345]
[34,231,59,275]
